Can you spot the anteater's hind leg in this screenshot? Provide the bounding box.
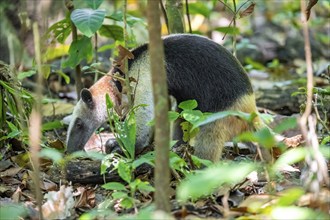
[191,94,261,162]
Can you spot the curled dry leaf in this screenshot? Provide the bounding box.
[42,185,74,219]
[306,0,318,20]
[239,2,256,18]
[73,186,96,209]
[113,45,134,72]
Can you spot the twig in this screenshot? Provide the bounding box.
[299,0,314,139]
[185,0,192,33]
[31,22,44,220]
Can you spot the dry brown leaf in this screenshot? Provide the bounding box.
[283,134,303,148]
[0,167,22,178]
[42,185,74,219]
[239,2,256,18]
[0,160,13,172]
[306,0,318,20]
[74,186,96,209]
[40,179,58,192]
[114,45,135,72]
[11,186,22,203]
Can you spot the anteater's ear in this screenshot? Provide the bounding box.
[81,88,94,109]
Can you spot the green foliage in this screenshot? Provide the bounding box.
[106,94,136,159]
[0,64,34,148]
[46,18,72,44]
[99,25,124,41]
[0,203,27,220]
[71,9,106,38]
[62,36,93,68]
[177,161,257,202]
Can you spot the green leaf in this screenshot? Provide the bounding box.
[46,18,71,44]
[102,182,127,191]
[7,121,18,132]
[42,120,63,131]
[271,206,328,219]
[118,161,132,184]
[56,71,70,84]
[276,188,305,206]
[62,36,92,68]
[112,191,128,200]
[136,181,155,193]
[188,2,211,17]
[177,161,257,202]
[107,11,144,27]
[132,151,155,169]
[118,112,136,159]
[273,117,297,134]
[181,109,204,124]
[98,25,124,41]
[169,152,187,173]
[86,0,104,9]
[105,94,114,109]
[120,197,135,209]
[254,128,276,149]
[168,111,180,122]
[192,110,255,130]
[273,148,307,172]
[214,26,240,35]
[17,70,36,80]
[71,9,106,38]
[39,148,63,163]
[0,203,27,220]
[178,100,198,110]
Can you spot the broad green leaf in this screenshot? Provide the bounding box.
[118,161,132,184]
[98,25,124,41]
[271,206,328,220]
[136,181,155,193]
[273,117,297,134]
[0,204,27,220]
[107,11,145,26]
[254,128,276,149]
[42,120,63,131]
[41,65,51,79]
[71,9,106,38]
[169,152,187,173]
[181,109,204,124]
[191,155,213,168]
[46,18,71,44]
[120,197,134,209]
[168,111,180,122]
[102,182,127,191]
[178,100,198,110]
[112,191,128,200]
[39,148,63,163]
[86,0,104,9]
[192,110,256,130]
[62,36,92,68]
[17,70,36,80]
[132,151,155,169]
[276,188,305,206]
[214,26,240,35]
[273,148,307,171]
[56,71,70,84]
[177,161,257,202]
[188,2,211,17]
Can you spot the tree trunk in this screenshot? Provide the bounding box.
[147,0,171,213]
[165,0,184,33]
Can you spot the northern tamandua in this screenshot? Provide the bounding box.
[66,34,262,162]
